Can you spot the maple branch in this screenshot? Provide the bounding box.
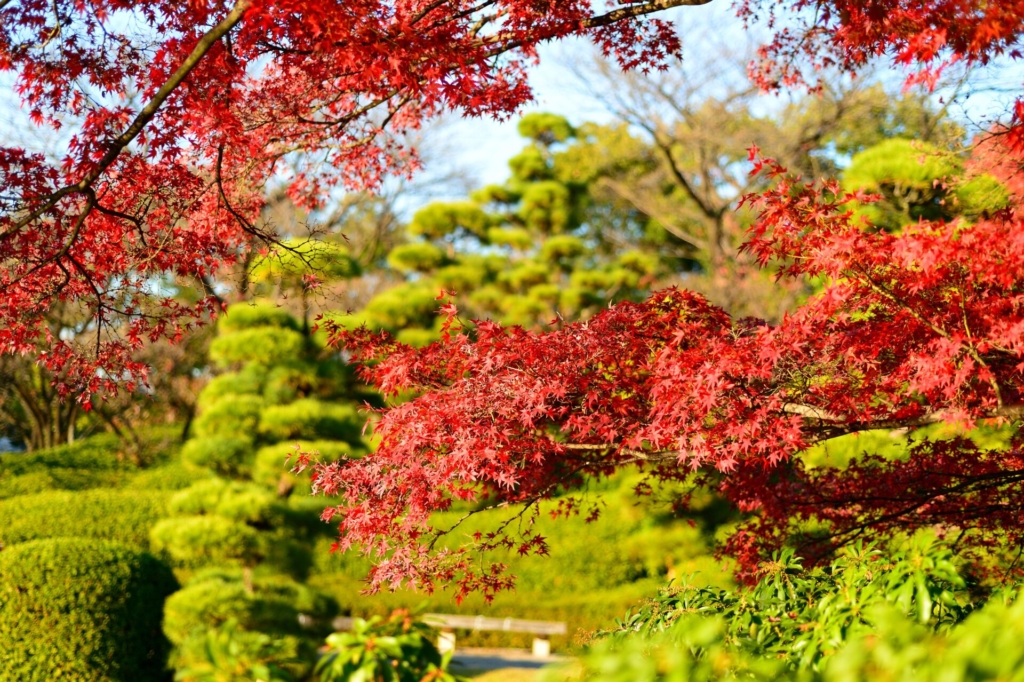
[483,0,714,58]
[582,0,717,28]
[0,0,251,242]
[597,177,708,251]
[798,404,1024,442]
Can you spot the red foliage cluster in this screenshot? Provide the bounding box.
[0,0,694,400]
[320,153,1024,595]
[738,0,1024,91]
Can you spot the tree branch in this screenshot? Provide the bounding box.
[1,0,251,242]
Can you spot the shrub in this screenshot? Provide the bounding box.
[263,365,319,405]
[150,515,263,569]
[0,467,126,499]
[0,489,170,549]
[131,462,216,490]
[191,395,263,440]
[210,327,306,368]
[316,611,465,682]
[0,431,160,476]
[218,302,300,334]
[171,618,303,682]
[253,440,358,492]
[180,436,255,478]
[196,367,267,410]
[0,538,178,682]
[163,572,337,645]
[170,478,274,517]
[258,399,361,443]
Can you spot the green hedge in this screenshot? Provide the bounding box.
[0,489,170,549]
[0,468,126,499]
[0,538,178,681]
[0,428,181,476]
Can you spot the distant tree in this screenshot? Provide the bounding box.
[565,50,965,319]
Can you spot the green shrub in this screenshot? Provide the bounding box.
[150,515,263,569]
[263,365,319,405]
[196,367,267,410]
[0,489,170,549]
[252,440,357,492]
[131,462,216,490]
[558,584,1024,682]
[169,479,283,525]
[210,327,307,368]
[163,572,337,645]
[191,395,263,440]
[218,302,300,334]
[258,398,361,443]
[171,618,303,682]
[387,241,448,273]
[0,428,180,476]
[316,611,465,682]
[0,538,178,682]
[180,436,255,478]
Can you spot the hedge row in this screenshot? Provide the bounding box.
[0,538,178,681]
[0,489,171,549]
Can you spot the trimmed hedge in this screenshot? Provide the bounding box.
[0,538,178,681]
[0,468,126,499]
[0,489,170,549]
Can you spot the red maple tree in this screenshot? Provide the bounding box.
[0,0,699,401]
[306,1,1024,596]
[4,0,1024,596]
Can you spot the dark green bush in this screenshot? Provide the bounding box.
[0,489,170,549]
[163,571,337,645]
[258,398,361,443]
[0,538,178,682]
[180,436,255,478]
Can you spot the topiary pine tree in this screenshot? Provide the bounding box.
[349,113,665,346]
[156,301,373,676]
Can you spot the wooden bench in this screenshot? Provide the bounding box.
[422,613,567,657]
